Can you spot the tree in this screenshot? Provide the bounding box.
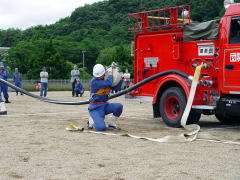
[8,39,72,79]
[30,39,72,79]
[97,44,133,73]
[1,0,233,80]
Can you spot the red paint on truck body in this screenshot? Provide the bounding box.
[128,4,240,107]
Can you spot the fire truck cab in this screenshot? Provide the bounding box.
[128,4,240,127]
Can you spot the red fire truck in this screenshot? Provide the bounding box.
[128,4,240,127]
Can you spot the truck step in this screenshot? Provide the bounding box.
[192,105,216,110]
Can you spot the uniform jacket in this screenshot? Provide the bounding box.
[13,72,22,83]
[89,75,113,103]
[0,69,9,80]
[74,83,84,93]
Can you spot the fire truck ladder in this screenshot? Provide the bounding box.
[128,5,191,33]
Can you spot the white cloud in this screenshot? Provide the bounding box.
[0,0,104,30]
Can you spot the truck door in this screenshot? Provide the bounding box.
[135,36,160,95]
[223,16,240,92]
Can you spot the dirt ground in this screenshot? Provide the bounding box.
[0,91,240,180]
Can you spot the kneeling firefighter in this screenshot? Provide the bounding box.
[88,64,123,131]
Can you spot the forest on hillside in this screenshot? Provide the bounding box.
[0,0,238,79]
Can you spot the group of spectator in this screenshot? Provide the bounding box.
[0,63,131,100]
[0,62,130,118]
[33,65,84,98]
[35,65,85,98]
[0,62,23,104]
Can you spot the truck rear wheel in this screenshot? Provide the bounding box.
[215,110,239,124]
[215,98,240,124]
[159,87,201,127]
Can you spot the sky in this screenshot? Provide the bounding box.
[0,0,104,30]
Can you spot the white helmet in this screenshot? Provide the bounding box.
[224,0,234,9]
[93,64,105,77]
[182,9,189,18]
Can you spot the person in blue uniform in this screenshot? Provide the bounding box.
[0,62,11,103]
[12,68,23,95]
[0,84,7,115]
[88,64,123,131]
[74,79,84,97]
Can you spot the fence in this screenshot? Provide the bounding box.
[8,79,91,91]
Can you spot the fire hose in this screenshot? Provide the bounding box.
[2,66,240,144]
[65,64,240,145]
[0,69,199,142]
[66,64,216,143]
[0,70,190,105]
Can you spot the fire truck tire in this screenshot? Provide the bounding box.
[215,111,239,124]
[159,87,201,127]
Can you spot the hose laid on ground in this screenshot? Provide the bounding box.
[0,70,190,105]
[3,67,238,144]
[66,66,204,143]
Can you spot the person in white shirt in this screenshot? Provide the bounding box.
[123,69,131,89]
[70,65,80,97]
[40,67,48,97]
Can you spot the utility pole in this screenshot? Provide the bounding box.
[140,0,143,11]
[82,50,86,69]
[81,50,86,81]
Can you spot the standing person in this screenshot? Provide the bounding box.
[12,68,23,95]
[123,69,131,89]
[0,62,11,103]
[40,67,48,97]
[88,64,123,131]
[74,79,84,97]
[0,84,7,115]
[71,65,80,97]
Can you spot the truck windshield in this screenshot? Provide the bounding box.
[229,17,240,44]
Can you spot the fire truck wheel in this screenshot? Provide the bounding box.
[215,111,239,124]
[159,87,201,127]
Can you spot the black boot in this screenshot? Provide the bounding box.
[5,98,11,103]
[0,111,7,115]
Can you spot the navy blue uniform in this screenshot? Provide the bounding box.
[13,72,23,95]
[0,85,3,103]
[74,83,84,96]
[13,72,22,88]
[0,69,10,100]
[88,75,123,131]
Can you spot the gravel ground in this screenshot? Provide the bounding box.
[0,91,240,180]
